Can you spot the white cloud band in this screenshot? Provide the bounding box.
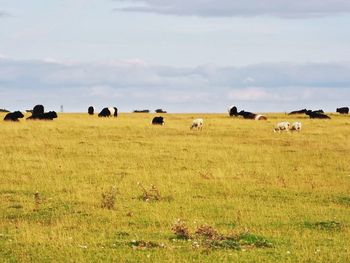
[1,57,349,112]
[114,0,350,18]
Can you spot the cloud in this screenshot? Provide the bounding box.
[0,11,11,18]
[114,0,350,18]
[1,57,350,112]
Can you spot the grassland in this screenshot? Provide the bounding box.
[0,112,349,262]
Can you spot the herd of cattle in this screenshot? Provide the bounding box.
[2,104,349,131]
[4,105,57,121]
[228,105,349,120]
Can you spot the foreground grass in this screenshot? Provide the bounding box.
[0,112,349,262]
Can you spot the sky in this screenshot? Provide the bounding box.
[0,0,350,113]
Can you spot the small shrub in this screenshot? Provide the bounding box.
[34,191,41,211]
[8,204,23,209]
[209,238,241,250]
[237,232,273,248]
[195,225,222,240]
[129,240,162,249]
[337,196,350,207]
[171,219,191,240]
[116,231,129,238]
[137,182,161,201]
[101,187,117,210]
[170,220,273,250]
[304,220,342,231]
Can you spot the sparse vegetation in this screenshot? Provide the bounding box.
[0,112,349,262]
[171,219,191,240]
[101,187,117,210]
[137,182,161,201]
[304,220,343,231]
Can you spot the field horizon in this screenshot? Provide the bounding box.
[1,112,349,262]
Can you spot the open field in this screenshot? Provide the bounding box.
[0,112,349,262]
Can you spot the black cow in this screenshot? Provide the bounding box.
[33,105,44,116]
[237,110,256,119]
[155,109,167,113]
[288,109,307,115]
[152,116,164,125]
[88,106,94,115]
[4,111,24,121]
[306,110,330,119]
[98,107,118,117]
[237,110,267,120]
[27,111,58,120]
[312,109,324,114]
[133,110,150,113]
[336,107,349,114]
[228,106,238,117]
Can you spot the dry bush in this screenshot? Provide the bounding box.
[129,240,165,250]
[101,187,117,210]
[171,219,191,240]
[195,224,222,240]
[137,182,161,201]
[33,191,41,211]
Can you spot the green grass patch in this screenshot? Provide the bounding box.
[304,220,343,231]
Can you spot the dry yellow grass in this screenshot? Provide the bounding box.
[0,112,349,262]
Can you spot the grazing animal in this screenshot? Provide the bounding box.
[191,118,204,130]
[274,122,290,132]
[306,110,330,119]
[98,107,118,117]
[27,111,57,120]
[151,116,164,125]
[288,109,307,115]
[88,106,94,115]
[4,111,24,121]
[238,110,255,119]
[254,114,267,120]
[238,110,267,120]
[336,107,349,114]
[290,122,302,132]
[312,109,324,114]
[133,110,150,113]
[228,106,238,117]
[155,109,167,113]
[33,105,44,116]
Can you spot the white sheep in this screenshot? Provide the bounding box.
[274,122,290,133]
[191,118,204,130]
[290,122,302,132]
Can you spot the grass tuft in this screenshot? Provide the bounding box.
[101,187,117,210]
[137,182,162,202]
[304,220,343,231]
[171,219,191,240]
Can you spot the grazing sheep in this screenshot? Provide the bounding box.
[290,122,302,132]
[274,122,290,133]
[190,118,204,130]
